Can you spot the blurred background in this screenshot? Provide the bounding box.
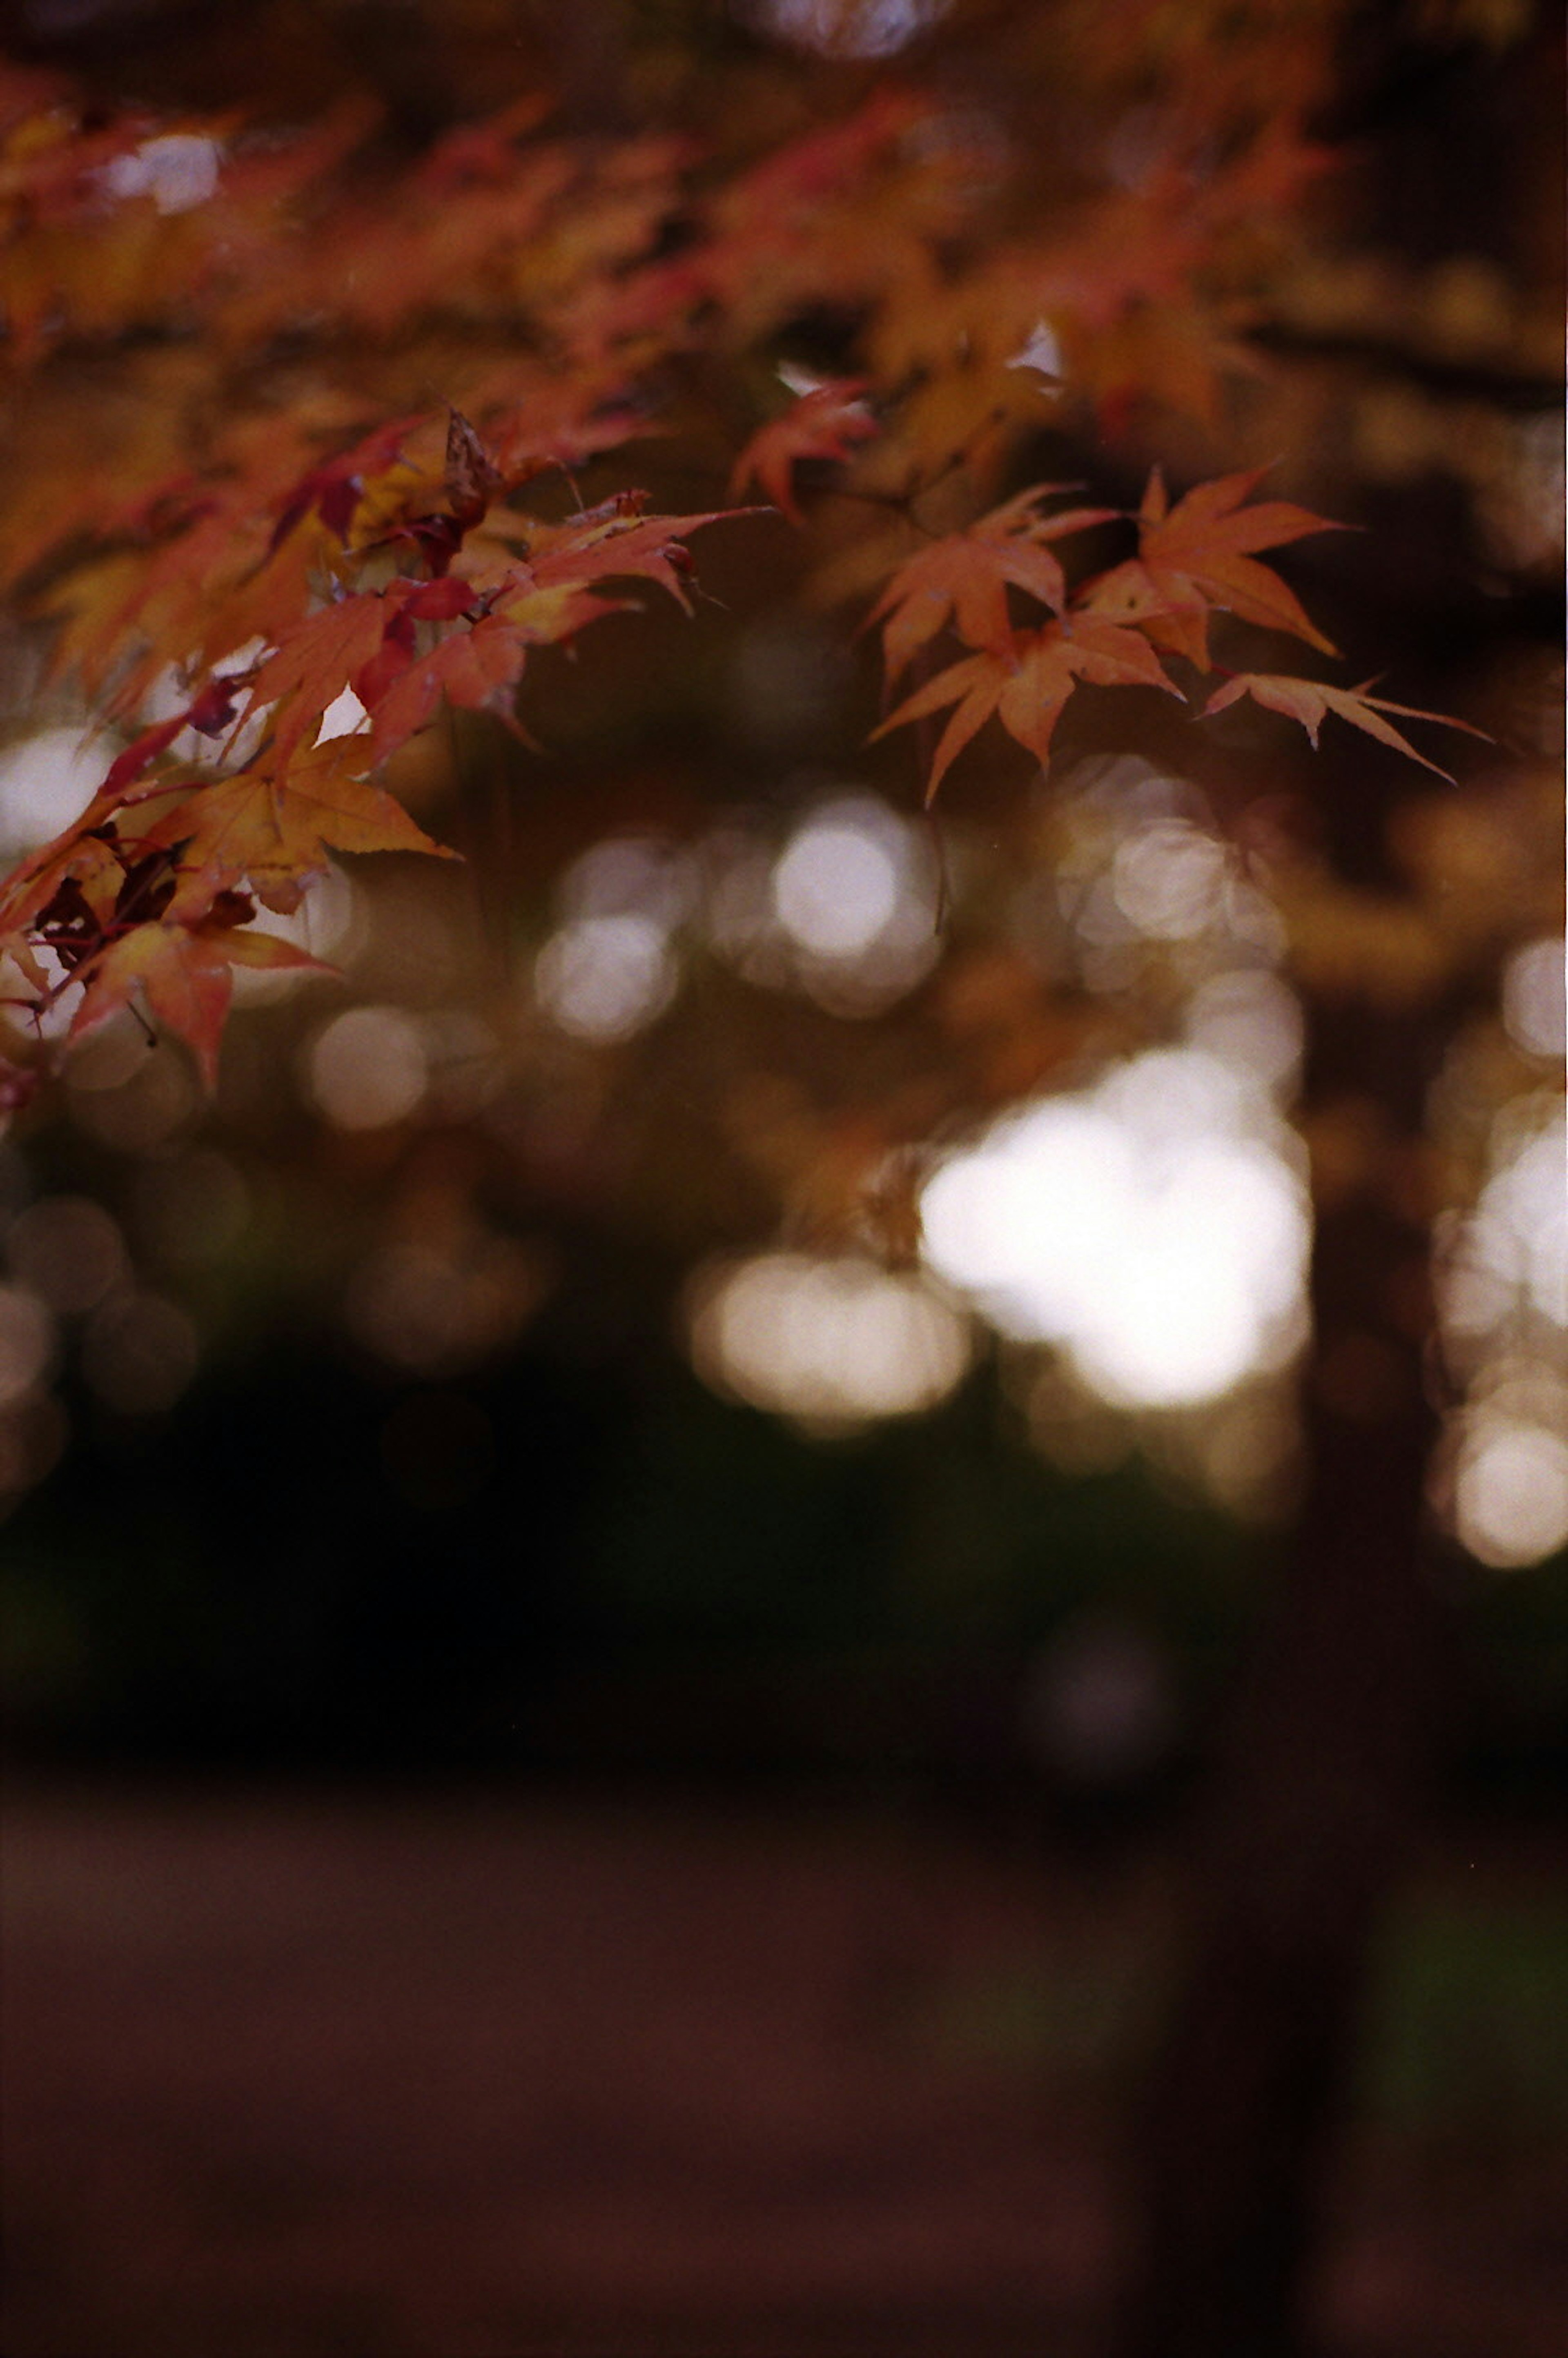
[0,4,1563,2355]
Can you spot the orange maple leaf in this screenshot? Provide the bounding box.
[142,738,451,901]
[527,495,742,615]
[729,378,878,523]
[240,592,407,769]
[1082,467,1343,667]
[867,486,1118,691]
[366,609,536,764]
[1202,674,1488,780]
[873,617,1180,800]
[71,914,330,1089]
[0,824,125,947]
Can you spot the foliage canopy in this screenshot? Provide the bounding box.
[0,18,1506,1093]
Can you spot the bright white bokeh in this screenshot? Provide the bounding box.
[558,834,697,928]
[1111,818,1230,941]
[1454,1414,1568,1568]
[773,819,903,958]
[102,134,221,214]
[1437,1090,1566,1569]
[1183,968,1304,1098]
[749,0,945,61]
[307,1005,428,1130]
[1466,1102,1568,1328]
[534,912,678,1043]
[1007,319,1065,382]
[1501,935,1566,1060]
[689,1252,973,1427]
[920,1047,1310,1408]
[0,730,104,858]
[768,794,941,1014]
[251,862,357,959]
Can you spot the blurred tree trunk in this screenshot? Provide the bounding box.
[1116,958,1461,2354]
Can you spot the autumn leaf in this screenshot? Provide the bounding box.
[868,486,1118,691]
[143,738,452,901]
[267,416,423,553]
[729,377,878,522]
[1202,673,1488,780]
[0,53,1527,1116]
[526,495,743,616]
[365,609,536,764]
[0,791,134,941]
[443,407,503,530]
[873,616,1180,800]
[239,592,405,768]
[98,676,243,800]
[71,912,331,1088]
[1082,466,1343,667]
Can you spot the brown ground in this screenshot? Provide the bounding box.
[2,1786,1564,2357]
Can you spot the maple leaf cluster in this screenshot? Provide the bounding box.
[0,55,1479,1097]
[0,404,735,1085]
[868,466,1480,802]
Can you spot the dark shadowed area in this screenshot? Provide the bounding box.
[6,1789,1567,2357]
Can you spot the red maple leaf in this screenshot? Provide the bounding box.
[1082,467,1343,667]
[526,495,742,615]
[71,910,330,1089]
[366,610,535,764]
[874,616,1180,800]
[140,738,452,904]
[1202,674,1489,779]
[729,378,878,523]
[868,486,1118,690]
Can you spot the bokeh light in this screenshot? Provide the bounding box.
[534,913,678,1044]
[307,1005,429,1130]
[65,1032,197,1153]
[0,730,104,858]
[343,1237,547,1375]
[232,865,360,1004]
[80,1292,198,1415]
[746,0,945,63]
[1019,1616,1176,1785]
[1501,936,1565,1060]
[102,133,221,213]
[707,793,941,1016]
[0,1286,55,1409]
[1046,758,1288,994]
[688,1251,973,1429]
[558,836,697,929]
[7,1197,127,1313]
[1183,969,1304,1099]
[1437,1089,1568,1569]
[920,1048,1310,1409]
[1453,1413,1568,1569]
[1111,819,1230,941]
[773,816,903,958]
[1463,1099,1567,1330]
[315,686,370,745]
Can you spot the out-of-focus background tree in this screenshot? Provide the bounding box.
[0,5,1562,2356]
